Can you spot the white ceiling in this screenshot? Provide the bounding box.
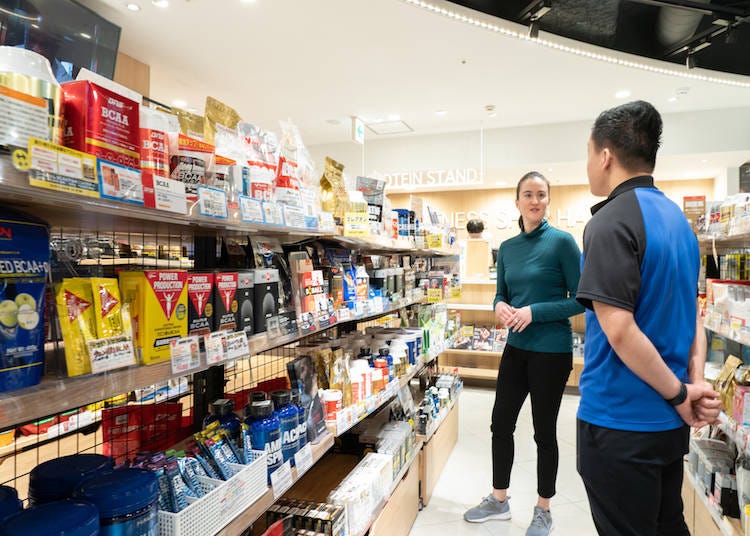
[81,0,750,149]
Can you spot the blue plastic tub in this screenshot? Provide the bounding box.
[74,468,159,536]
[29,453,114,505]
[0,499,99,535]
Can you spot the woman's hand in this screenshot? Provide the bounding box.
[495,302,515,325]
[507,306,532,333]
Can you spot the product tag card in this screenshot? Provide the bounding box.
[271,461,293,498]
[262,201,285,226]
[353,300,366,318]
[319,212,336,232]
[86,335,136,374]
[204,331,228,365]
[294,444,314,477]
[427,233,444,249]
[344,212,370,237]
[267,312,298,337]
[197,186,228,219]
[298,311,317,336]
[337,308,351,323]
[27,138,100,197]
[170,336,202,374]
[97,160,144,204]
[239,195,264,223]
[144,174,187,214]
[283,205,306,228]
[225,331,250,360]
[427,288,443,303]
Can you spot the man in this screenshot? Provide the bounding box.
[576,100,721,535]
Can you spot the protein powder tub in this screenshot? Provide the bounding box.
[28,453,114,505]
[0,486,21,523]
[290,389,307,449]
[270,390,300,465]
[245,400,282,482]
[74,468,158,536]
[0,500,99,536]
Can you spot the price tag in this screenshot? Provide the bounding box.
[28,138,100,197]
[225,331,250,360]
[427,233,443,249]
[450,286,462,298]
[344,212,370,237]
[427,288,443,303]
[239,195,264,223]
[87,335,136,374]
[294,444,314,477]
[319,212,336,232]
[170,336,202,374]
[262,201,285,225]
[337,308,351,322]
[197,186,228,219]
[144,174,187,214]
[204,331,228,365]
[283,205,306,228]
[354,300,366,317]
[97,160,144,204]
[271,461,293,498]
[371,297,384,314]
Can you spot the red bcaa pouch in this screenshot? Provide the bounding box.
[168,133,215,203]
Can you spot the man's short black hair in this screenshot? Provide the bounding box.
[591,100,662,172]
[466,219,484,234]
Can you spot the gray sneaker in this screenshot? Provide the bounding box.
[526,506,553,535]
[463,494,511,523]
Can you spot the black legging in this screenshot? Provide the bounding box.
[491,344,572,498]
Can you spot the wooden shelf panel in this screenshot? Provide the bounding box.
[216,432,335,536]
[0,296,426,430]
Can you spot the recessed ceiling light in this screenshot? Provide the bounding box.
[241,0,257,3]
[667,96,678,102]
[79,32,91,39]
[615,89,631,99]
[701,159,708,163]
[547,168,553,172]
[488,112,497,118]
[172,99,187,108]
[152,0,169,7]
[435,110,447,116]
[126,3,141,11]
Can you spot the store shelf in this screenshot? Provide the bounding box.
[445,303,493,311]
[684,468,741,536]
[416,391,461,444]
[438,365,496,381]
[0,295,427,430]
[329,361,426,437]
[461,279,496,286]
[78,258,194,268]
[698,233,750,250]
[442,348,503,358]
[216,432,335,536]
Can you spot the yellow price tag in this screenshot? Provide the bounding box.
[12,149,30,171]
[450,286,462,298]
[427,288,443,303]
[344,212,370,237]
[427,233,443,249]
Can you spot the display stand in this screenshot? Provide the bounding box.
[417,399,460,507]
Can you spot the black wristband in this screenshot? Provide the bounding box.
[665,382,687,406]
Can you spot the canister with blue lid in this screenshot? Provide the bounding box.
[0,499,99,536]
[28,453,114,505]
[74,468,158,536]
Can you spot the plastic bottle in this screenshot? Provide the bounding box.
[203,398,242,446]
[290,389,307,449]
[270,390,300,465]
[244,400,282,482]
[379,347,394,382]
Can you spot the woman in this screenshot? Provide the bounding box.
[464,172,584,536]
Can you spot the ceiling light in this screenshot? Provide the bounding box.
[614,89,631,99]
[79,32,91,39]
[126,3,141,11]
[435,110,447,116]
[31,23,39,28]
[488,112,497,118]
[152,0,169,7]
[241,0,258,3]
[172,99,187,108]
[399,0,750,89]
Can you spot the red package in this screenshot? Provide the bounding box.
[62,80,140,169]
[140,402,183,453]
[101,406,142,464]
[168,133,215,202]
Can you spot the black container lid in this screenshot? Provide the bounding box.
[270,390,292,409]
[379,347,389,356]
[290,390,300,404]
[250,391,267,402]
[211,399,234,416]
[249,400,274,420]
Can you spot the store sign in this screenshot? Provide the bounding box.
[450,208,590,230]
[384,168,482,190]
[352,116,365,145]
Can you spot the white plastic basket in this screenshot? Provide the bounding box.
[158,451,268,536]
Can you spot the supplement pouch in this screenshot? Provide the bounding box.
[56,278,98,377]
[168,133,216,202]
[0,208,49,392]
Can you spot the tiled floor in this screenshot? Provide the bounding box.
[410,386,598,535]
